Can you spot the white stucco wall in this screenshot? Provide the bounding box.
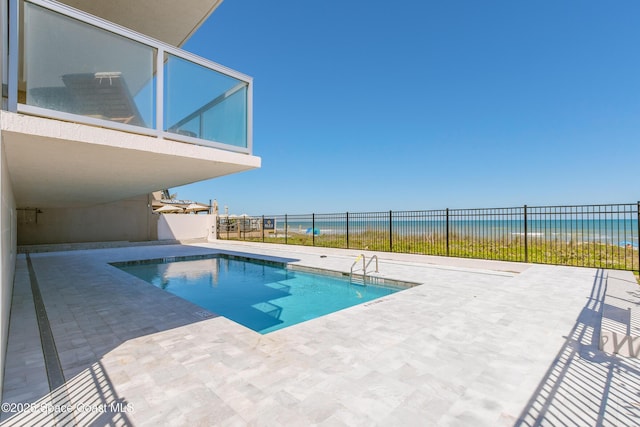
[157,214,215,241]
[0,136,17,400]
[17,195,158,245]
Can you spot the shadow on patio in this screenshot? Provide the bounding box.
[515,269,640,426]
[2,361,133,426]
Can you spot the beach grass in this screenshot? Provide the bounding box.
[225,229,639,273]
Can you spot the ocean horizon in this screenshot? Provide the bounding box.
[262,218,639,246]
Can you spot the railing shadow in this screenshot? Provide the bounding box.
[514,269,640,426]
[1,361,133,426]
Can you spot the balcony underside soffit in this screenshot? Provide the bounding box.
[1,113,260,208]
[56,0,223,47]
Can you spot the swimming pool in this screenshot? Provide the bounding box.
[114,254,409,334]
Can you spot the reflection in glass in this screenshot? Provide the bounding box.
[2,0,7,109]
[164,54,247,148]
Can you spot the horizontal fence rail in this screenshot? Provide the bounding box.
[216,202,640,272]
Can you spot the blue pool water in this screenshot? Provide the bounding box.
[115,255,402,334]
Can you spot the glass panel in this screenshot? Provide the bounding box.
[1,0,8,109]
[21,2,156,128]
[164,54,248,148]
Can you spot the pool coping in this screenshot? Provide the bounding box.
[110,251,422,290]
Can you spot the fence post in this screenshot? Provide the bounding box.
[389,210,393,252]
[285,214,288,245]
[346,212,349,249]
[312,213,315,246]
[446,208,450,257]
[524,205,528,263]
[262,215,265,242]
[637,201,640,272]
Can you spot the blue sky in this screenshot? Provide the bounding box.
[172,0,640,215]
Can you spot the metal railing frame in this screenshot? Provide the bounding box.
[8,0,253,154]
[217,202,640,272]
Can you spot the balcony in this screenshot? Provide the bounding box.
[0,0,260,209]
[8,0,252,153]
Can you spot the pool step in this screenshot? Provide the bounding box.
[350,273,391,287]
[349,274,367,286]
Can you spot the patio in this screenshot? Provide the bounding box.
[1,240,638,426]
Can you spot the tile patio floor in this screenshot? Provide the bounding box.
[0,240,639,426]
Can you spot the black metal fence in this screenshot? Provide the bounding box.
[217,202,640,272]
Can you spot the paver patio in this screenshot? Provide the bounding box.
[1,241,638,426]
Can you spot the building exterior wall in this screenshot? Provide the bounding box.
[157,214,215,241]
[17,194,158,245]
[0,0,255,398]
[0,133,17,399]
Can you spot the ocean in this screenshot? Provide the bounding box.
[264,217,639,246]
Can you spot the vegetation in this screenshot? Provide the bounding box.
[222,229,639,274]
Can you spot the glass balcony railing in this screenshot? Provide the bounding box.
[11,0,252,153]
[164,54,248,148]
